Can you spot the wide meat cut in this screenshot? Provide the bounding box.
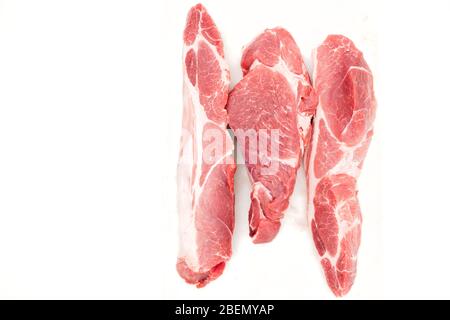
[177,4,236,287]
[227,28,317,243]
[306,35,376,296]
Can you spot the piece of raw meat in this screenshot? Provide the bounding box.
[227,28,316,243]
[177,4,236,287]
[306,35,376,296]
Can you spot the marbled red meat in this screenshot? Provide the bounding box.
[177,4,236,287]
[306,35,376,296]
[227,28,316,243]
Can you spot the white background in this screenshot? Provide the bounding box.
[0,0,449,299]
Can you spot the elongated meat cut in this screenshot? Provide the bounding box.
[177,4,236,287]
[227,28,317,243]
[306,35,376,296]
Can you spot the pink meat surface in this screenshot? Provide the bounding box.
[177,4,236,287]
[227,28,317,243]
[306,35,376,296]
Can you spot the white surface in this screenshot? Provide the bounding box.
[0,0,449,299]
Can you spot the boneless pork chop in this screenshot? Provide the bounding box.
[227,28,317,243]
[177,4,236,287]
[306,35,376,296]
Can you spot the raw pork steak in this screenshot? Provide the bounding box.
[227,28,316,243]
[177,4,236,287]
[306,35,376,296]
